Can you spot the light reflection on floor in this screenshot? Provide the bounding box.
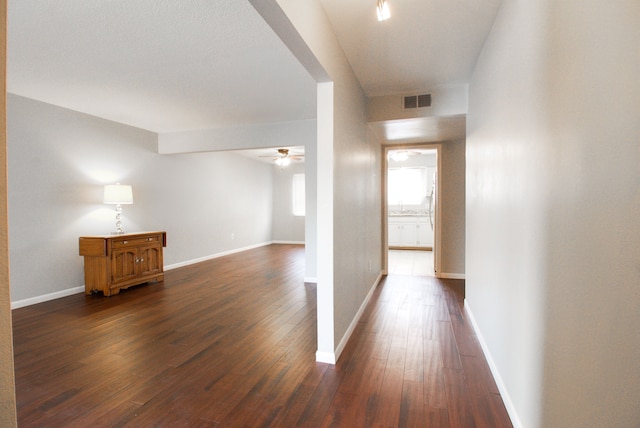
[388,249,434,276]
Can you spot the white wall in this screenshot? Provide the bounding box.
[158,120,316,154]
[271,162,305,243]
[158,121,318,282]
[367,83,468,122]
[7,94,274,303]
[541,2,640,426]
[467,1,640,427]
[331,75,381,354]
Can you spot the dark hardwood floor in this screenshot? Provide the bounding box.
[12,244,512,427]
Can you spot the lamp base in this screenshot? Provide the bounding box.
[112,204,126,235]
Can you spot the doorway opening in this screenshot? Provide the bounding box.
[383,144,441,277]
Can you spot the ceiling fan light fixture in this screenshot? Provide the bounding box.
[275,150,291,167]
[262,147,303,167]
[390,151,408,162]
[377,0,390,21]
[275,157,291,167]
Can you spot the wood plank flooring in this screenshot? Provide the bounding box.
[12,244,512,427]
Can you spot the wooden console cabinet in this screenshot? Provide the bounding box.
[79,231,166,296]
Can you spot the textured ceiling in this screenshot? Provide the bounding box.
[7,0,317,133]
[318,0,501,96]
[8,0,499,143]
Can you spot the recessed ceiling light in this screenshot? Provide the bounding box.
[377,0,391,21]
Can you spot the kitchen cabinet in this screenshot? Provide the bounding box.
[79,231,166,296]
[389,222,415,246]
[416,221,432,247]
[388,217,432,249]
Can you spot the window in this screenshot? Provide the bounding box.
[292,173,305,216]
[388,167,427,206]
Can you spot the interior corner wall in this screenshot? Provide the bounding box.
[315,81,335,357]
[467,1,640,427]
[0,0,18,422]
[303,132,318,281]
[7,94,274,303]
[331,74,382,350]
[439,139,465,276]
[272,0,383,359]
[271,162,305,243]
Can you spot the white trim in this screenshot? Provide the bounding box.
[328,271,384,364]
[464,300,522,428]
[164,241,304,271]
[12,241,299,309]
[11,286,84,310]
[434,144,443,279]
[164,242,272,270]
[437,272,465,280]
[304,277,318,284]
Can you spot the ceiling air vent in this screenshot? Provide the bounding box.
[403,93,432,109]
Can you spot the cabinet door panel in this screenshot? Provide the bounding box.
[388,223,403,246]
[401,223,418,246]
[139,245,163,277]
[112,248,138,285]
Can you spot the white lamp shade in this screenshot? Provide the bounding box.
[103,184,133,204]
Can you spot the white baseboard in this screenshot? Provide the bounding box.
[464,300,522,428]
[438,272,465,279]
[271,240,305,245]
[13,242,277,309]
[304,277,318,284]
[327,271,384,364]
[164,242,272,270]
[11,286,85,310]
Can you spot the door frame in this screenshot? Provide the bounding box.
[382,143,443,277]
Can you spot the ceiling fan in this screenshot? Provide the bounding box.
[261,148,304,166]
[387,150,422,162]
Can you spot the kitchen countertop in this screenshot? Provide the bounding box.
[388,211,429,218]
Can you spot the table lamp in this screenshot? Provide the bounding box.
[103,183,133,234]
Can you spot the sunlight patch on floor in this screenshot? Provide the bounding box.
[388,249,434,276]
